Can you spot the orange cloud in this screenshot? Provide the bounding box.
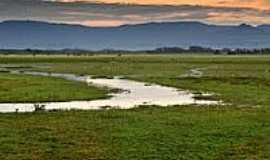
[207,11,270,24]
[52,0,270,9]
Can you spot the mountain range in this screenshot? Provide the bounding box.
[0,20,270,50]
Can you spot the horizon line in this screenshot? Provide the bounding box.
[0,19,268,28]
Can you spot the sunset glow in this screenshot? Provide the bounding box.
[1,0,270,27]
[51,0,270,9]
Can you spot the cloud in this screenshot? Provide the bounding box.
[0,0,270,26]
[43,0,270,9]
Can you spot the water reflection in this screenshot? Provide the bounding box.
[0,71,220,113]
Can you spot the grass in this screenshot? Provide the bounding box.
[0,107,269,160]
[0,54,270,159]
[0,73,109,103]
[131,76,270,106]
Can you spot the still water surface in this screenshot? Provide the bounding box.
[0,71,219,113]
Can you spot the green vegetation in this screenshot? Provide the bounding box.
[0,73,109,103]
[1,107,269,160]
[0,54,270,159]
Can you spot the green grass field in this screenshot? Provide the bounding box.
[0,73,109,103]
[0,54,269,160]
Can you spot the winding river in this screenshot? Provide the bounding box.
[0,71,220,113]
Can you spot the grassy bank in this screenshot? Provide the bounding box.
[0,73,109,103]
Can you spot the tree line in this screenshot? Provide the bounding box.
[0,46,270,55]
[146,46,270,55]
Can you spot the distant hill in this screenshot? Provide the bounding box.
[0,20,270,50]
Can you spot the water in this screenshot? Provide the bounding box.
[0,71,220,113]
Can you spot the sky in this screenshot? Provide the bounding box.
[1,0,270,27]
